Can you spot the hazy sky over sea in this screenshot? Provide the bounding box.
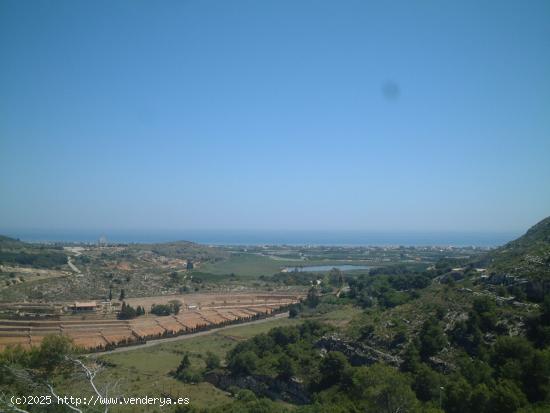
[1,0,549,233]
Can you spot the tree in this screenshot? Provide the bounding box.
[36,335,73,372]
[169,271,180,285]
[176,353,191,376]
[305,287,320,308]
[168,300,182,315]
[491,336,534,379]
[401,341,421,373]
[469,383,492,413]
[289,305,299,318]
[450,318,484,356]
[472,297,497,332]
[329,268,344,287]
[444,377,472,413]
[271,326,299,346]
[276,354,295,380]
[490,379,528,413]
[319,351,350,389]
[0,336,119,413]
[457,357,494,387]
[419,318,447,360]
[358,324,375,340]
[228,351,258,376]
[174,353,202,383]
[523,348,550,402]
[350,363,419,413]
[205,351,221,370]
[118,302,138,319]
[151,301,181,316]
[527,296,550,348]
[151,304,170,316]
[412,363,443,402]
[490,336,550,403]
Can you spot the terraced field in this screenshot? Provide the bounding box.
[0,293,301,352]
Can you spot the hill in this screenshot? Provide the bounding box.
[476,216,550,301]
[0,235,25,249]
[0,235,67,269]
[129,240,228,262]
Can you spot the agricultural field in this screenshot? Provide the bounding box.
[4,227,549,413]
[0,235,487,303]
[0,292,302,352]
[198,253,302,278]
[51,316,303,412]
[50,308,357,412]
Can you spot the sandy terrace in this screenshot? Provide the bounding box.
[0,295,298,351]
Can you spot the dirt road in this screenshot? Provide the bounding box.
[89,312,290,356]
[67,256,81,274]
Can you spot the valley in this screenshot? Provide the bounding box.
[1,218,549,412]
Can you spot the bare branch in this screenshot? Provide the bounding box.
[66,356,114,412]
[2,357,115,413]
[46,384,83,413]
[0,392,31,413]
[67,356,103,399]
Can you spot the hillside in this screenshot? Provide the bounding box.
[128,240,229,262]
[474,216,549,302]
[487,216,550,277]
[1,223,549,413]
[0,235,25,249]
[0,235,67,270]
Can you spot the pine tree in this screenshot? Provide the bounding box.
[176,353,191,377]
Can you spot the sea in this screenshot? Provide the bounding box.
[0,229,521,248]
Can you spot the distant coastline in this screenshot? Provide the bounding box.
[0,229,520,247]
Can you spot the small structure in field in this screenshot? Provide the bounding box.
[70,301,99,312]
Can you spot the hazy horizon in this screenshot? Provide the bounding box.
[0,227,523,247]
[1,1,549,233]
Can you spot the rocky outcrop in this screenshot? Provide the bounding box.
[427,356,455,374]
[316,333,401,367]
[204,372,311,404]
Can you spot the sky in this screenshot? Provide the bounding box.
[1,0,549,234]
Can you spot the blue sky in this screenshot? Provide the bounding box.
[1,0,549,233]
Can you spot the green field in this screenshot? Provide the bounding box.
[199,253,298,278]
[52,317,303,412]
[71,308,360,412]
[199,252,373,279]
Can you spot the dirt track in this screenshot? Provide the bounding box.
[90,311,290,356]
[0,291,303,352]
[0,305,295,352]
